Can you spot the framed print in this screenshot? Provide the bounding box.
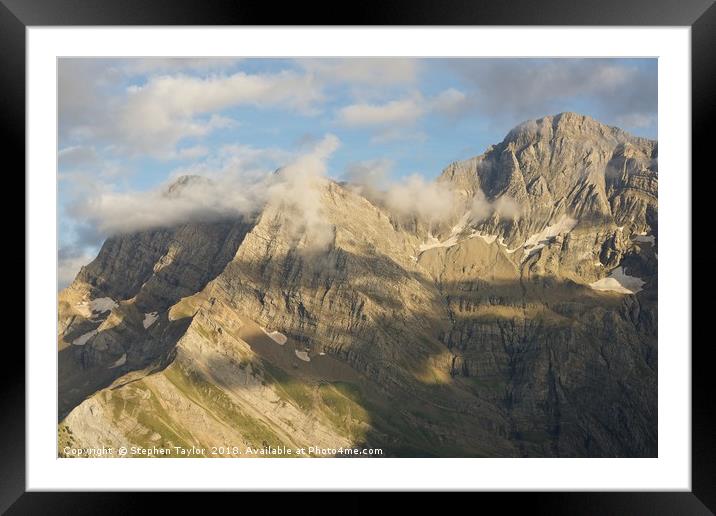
[6,0,713,512]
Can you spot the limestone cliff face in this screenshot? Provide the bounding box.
[58,113,657,458]
[437,113,657,270]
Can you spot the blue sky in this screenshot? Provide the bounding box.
[58,57,657,287]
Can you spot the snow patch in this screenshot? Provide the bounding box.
[143,312,159,329]
[294,350,310,362]
[72,329,98,346]
[523,216,578,259]
[589,266,645,294]
[468,230,498,244]
[109,353,127,369]
[90,297,118,313]
[261,327,287,345]
[418,212,472,253]
[418,233,461,253]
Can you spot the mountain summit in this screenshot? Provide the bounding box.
[58,113,657,458]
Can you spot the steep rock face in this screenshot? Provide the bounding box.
[211,181,448,386]
[436,113,657,279]
[58,113,658,457]
[75,219,255,312]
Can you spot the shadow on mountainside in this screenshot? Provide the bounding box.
[59,242,657,457]
[196,246,657,457]
[77,219,256,313]
[58,315,191,421]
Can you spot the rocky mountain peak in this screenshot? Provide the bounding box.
[503,112,630,147]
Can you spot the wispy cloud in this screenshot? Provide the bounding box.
[337,88,468,128]
[298,58,419,86]
[337,96,426,127]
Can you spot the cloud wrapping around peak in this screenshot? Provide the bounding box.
[345,160,524,228]
[266,134,341,250]
[343,161,458,225]
[69,134,341,241]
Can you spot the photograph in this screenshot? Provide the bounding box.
[56,57,658,459]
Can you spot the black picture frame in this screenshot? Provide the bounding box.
[5,0,712,513]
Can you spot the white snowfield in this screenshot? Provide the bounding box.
[418,213,578,259]
[469,231,497,244]
[109,353,127,369]
[523,216,578,259]
[418,233,461,253]
[143,312,159,329]
[261,327,287,345]
[90,297,118,313]
[72,329,98,346]
[294,350,311,362]
[418,212,471,253]
[589,266,645,295]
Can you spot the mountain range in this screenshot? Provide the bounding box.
[58,112,658,457]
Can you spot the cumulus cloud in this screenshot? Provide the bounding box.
[59,59,325,157]
[116,71,323,155]
[68,135,341,248]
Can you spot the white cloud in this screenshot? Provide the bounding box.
[343,161,457,225]
[116,71,322,155]
[265,134,341,250]
[337,96,425,127]
[383,174,457,223]
[337,88,467,129]
[58,59,326,157]
[69,135,341,245]
[430,88,468,116]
